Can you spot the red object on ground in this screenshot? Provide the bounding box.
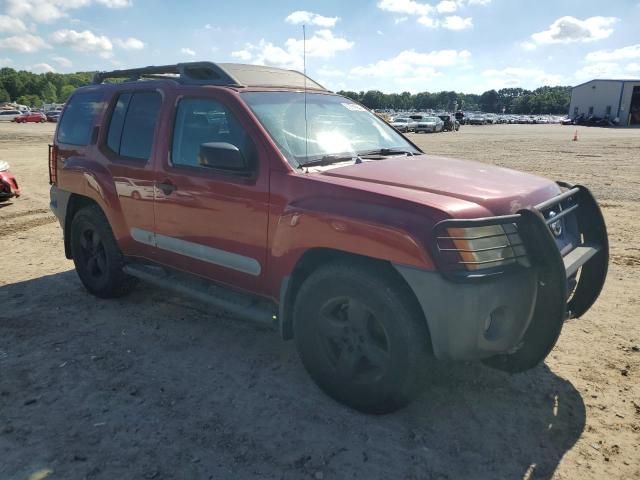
[0,164,21,201]
[14,112,47,123]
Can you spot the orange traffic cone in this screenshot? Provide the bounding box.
[572,130,578,141]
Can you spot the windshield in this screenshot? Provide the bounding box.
[393,118,407,123]
[241,92,419,166]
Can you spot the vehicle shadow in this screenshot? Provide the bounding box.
[0,271,585,480]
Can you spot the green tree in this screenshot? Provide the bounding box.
[42,81,58,103]
[0,87,10,103]
[60,85,76,102]
[16,94,42,107]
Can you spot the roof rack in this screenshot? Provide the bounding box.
[92,61,327,91]
[92,62,240,86]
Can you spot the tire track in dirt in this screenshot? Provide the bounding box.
[0,215,57,237]
[0,208,50,221]
[611,253,640,267]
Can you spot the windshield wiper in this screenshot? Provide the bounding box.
[298,154,362,168]
[357,148,418,157]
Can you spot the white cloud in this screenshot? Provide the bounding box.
[0,57,13,66]
[466,0,492,5]
[441,16,473,30]
[417,15,438,27]
[520,41,537,51]
[575,62,639,80]
[285,11,339,28]
[114,37,145,50]
[394,16,409,24]
[181,47,196,56]
[585,44,640,63]
[5,0,132,24]
[377,0,433,16]
[482,67,562,88]
[436,1,457,13]
[51,55,72,68]
[51,29,112,54]
[351,49,471,78]
[0,15,28,33]
[95,0,131,7]
[0,33,49,52]
[626,63,640,73]
[231,49,252,61]
[30,62,55,73]
[236,29,353,70]
[531,16,618,44]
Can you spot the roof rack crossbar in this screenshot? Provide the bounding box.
[92,62,242,86]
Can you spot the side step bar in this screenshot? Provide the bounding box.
[123,263,277,326]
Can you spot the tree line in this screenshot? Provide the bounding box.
[337,86,572,114]
[0,68,93,106]
[1,67,571,114]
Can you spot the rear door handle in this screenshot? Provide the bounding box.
[158,180,177,195]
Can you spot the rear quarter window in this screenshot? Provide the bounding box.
[57,91,105,146]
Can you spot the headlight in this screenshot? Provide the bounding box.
[443,223,528,271]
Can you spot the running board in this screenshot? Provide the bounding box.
[123,263,277,326]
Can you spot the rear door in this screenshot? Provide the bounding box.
[95,88,164,258]
[151,90,270,293]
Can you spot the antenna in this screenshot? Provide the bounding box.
[303,24,309,165]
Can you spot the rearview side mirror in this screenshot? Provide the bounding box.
[198,142,247,171]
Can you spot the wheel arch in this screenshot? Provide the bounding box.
[278,247,429,345]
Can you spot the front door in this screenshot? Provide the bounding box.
[152,92,270,293]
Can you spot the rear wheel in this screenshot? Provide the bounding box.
[70,204,136,298]
[294,262,432,414]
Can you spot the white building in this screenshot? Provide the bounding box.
[569,79,640,126]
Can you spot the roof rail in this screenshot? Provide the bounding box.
[92,62,242,86]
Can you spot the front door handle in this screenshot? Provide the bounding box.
[158,180,177,195]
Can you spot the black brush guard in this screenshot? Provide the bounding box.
[432,184,608,373]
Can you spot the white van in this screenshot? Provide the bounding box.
[0,110,22,122]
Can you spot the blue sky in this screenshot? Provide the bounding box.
[0,0,639,93]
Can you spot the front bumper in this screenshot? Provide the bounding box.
[395,184,608,371]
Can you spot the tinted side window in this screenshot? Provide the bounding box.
[106,93,132,154]
[57,91,104,146]
[110,91,161,160]
[171,98,254,170]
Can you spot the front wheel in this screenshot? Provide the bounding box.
[294,262,432,414]
[70,204,136,298]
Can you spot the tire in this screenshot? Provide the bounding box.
[70,204,136,298]
[293,262,432,414]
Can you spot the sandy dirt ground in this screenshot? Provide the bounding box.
[0,122,638,480]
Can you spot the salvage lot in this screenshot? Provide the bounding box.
[0,122,638,479]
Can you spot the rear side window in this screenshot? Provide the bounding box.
[106,91,162,160]
[57,91,104,146]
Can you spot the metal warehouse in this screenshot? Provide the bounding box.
[569,79,640,126]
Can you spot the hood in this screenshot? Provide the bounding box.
[319,154,561,216]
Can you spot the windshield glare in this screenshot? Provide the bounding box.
[241,92,419,165]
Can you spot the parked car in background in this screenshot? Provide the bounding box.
[560,116,573,125]
[468,114,486,125]
[46,111,61,123]
[15,112,47,123]
[438,114,460,132]
[415,116,444,133]
[0,110,22,122]
[0,161,20,202]
[390,117,417,133]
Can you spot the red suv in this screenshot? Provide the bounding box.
[49,62,608,413]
